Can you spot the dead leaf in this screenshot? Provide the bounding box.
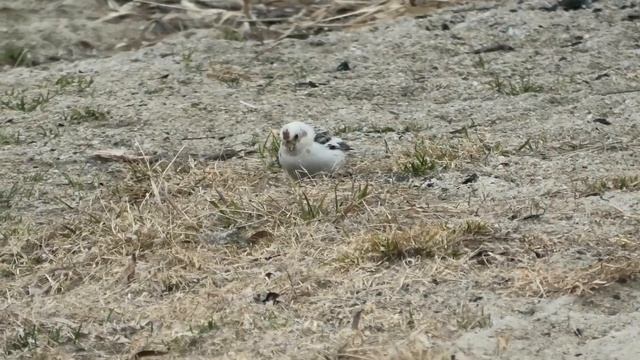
[200,148,240,161]
[495,334,510,356]
[247,230,274,244]
[120,254,137,285]
[90,149,150,163]
[131,349,169,359]
[351,309,363,330]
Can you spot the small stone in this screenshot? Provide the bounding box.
[336,60,351,71]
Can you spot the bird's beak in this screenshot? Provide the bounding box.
[285,141,296,151]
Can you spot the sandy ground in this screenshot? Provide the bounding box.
[2,0,640,359]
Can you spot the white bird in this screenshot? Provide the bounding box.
[277,121,353,179]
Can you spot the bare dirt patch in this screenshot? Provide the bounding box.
[2,0,640,359]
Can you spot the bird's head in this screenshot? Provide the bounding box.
[280,121,314,153]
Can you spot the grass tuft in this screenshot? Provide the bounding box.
[5,324,39,353]
[455,303,491,330]
[3,322,89,355]
[0,44,34,67]
[180,49,198,72]
[0,182,23,210]
[0,130,22,146]
[490,73,543,96]
[36,124,64,139]
[0,88,56,112]
[459,219,493,236]
[62,106,109,123]
[294,181,371,221]
[513,256,640,297]
[343,220,494,265]
[297,190,328,221]
[398,138,463,177]
[333,123,422,136]
[256,130,281,170]
[55,74,94,92]
[473,55,487,70]
[221,27,245,41]
[207,63,250,87]
[209,192,246,228]
[579,175,640,196]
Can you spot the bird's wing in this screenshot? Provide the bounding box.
[325,138,353,151]
[324,137,353,152]
[313,127,353,151]
[313,130,332,145]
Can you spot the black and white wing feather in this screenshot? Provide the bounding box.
[325,138,353,151]
[314,130,352,152]
[313,130,332,145]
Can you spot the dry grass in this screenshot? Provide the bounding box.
[0,43,33,67]
[0,152,409,356]
[578,175,640,197]
[396,137,487,177]
[62,106,110,124]
[0,88,56,113]
[3,128,638,357]
[207,63,252,87]
[98,0,468,43]
[3,1,640,357]
[512,256,640,297]
[0,130,22,146]
[339,219,494,266]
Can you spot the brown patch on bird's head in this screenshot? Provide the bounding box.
[282,129,290,140]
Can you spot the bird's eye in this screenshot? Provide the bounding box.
[294,134,299,140]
